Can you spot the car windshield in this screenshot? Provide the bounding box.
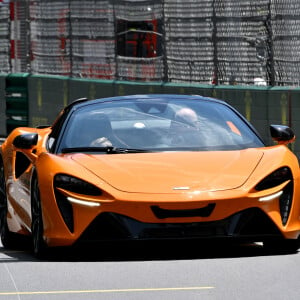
[56,97,264,153]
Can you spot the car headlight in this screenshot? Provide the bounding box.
[54,174,102,196]
[255,167,293,226]
[255,167,292,191]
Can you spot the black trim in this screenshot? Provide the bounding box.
[77,208,283,244]
[15,152,31,178]
[151,203,216,219]
[55,190,74,233]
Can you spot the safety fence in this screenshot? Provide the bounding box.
[0,1,9,73]
[1,0,300,86]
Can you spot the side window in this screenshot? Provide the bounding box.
[47,111,68,153]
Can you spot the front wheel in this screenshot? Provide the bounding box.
[31,175,48,258]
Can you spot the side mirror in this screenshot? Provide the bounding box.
[270,125,295,145]
[13,133,38,149]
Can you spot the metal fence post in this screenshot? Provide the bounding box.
[266,0,275,86]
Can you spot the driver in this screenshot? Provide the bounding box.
[170,107,202,146]
[174,107,200,129]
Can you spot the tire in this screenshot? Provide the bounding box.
[0,158,20,248]
[264,238,300,254]
[31,175,48,258]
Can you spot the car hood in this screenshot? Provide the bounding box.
[71,149,263,193]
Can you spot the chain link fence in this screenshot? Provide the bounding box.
[0,1,10,73]
[1,0,300,86]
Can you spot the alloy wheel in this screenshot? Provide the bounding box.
[31,176,47,257]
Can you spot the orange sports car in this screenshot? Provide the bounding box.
[0,94,300,257]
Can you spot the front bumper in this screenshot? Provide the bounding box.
[76,208,283,244]
[44,179,300,247]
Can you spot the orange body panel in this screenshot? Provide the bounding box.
[1,125,300,247]
[1,94,300,251]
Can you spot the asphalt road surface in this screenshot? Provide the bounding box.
[0,239,299,300]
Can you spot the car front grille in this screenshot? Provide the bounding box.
[151,203,215,219]
[77,208,282,244]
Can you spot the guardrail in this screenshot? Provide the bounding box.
[0,74,299,157]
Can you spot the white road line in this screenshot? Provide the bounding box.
[3,263,21,300]
[0,286,215,296]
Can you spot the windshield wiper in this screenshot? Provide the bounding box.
[61,146,151,154]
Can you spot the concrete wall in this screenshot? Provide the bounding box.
[2,74,299,157]
[0,75,7,136]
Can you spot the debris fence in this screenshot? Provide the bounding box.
[1,0,300,86]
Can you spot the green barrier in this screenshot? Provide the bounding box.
[0,75,6,136]
[69,78,115,101]
[268,87,294,127]
[22,75,300,159]
[114,81,163,96]
[162,82,213,97]
[5,73,29,134]
[270,87,300,156]
[28,75,69,127]
[291,89,300,157]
